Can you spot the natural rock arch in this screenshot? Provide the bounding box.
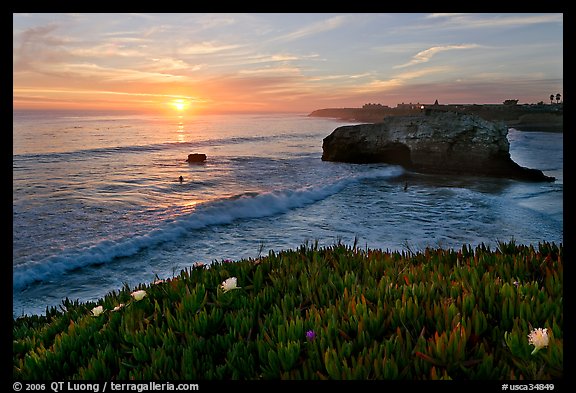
[321,112,554,182]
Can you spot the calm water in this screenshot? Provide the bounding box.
[12,110,563,317]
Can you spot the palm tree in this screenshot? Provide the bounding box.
[555,93,561,104]
[550,94,554,104]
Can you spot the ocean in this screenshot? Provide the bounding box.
[12,110,563,317]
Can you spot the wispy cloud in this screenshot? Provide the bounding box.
[14,87,207,102]
[101,30,153,40]
[273,15,349,42]
[146,57,202,72]
[424,13,562,29]
[425,13,467,19]
[242,53,315,65]
[179,41,242,55]
[69,42,149,58]
[237,66,302,76]
[307,72,374,84]
[394,44,480,68]
[354,66,451,93]
[14,24,66,70]
[33,62,186,83]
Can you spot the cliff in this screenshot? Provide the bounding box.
[321,112,554,182]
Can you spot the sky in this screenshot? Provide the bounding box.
[13,13,563,114]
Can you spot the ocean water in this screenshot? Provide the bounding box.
[12,110,563,317]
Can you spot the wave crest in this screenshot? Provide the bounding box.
[13,165,403,290]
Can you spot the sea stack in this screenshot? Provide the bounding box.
[322,111,554,182]
[186,153,207,163]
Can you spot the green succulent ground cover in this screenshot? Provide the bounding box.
[13,241,562,380]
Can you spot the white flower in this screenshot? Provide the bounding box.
[91,305,104,317]
[131,290,147,301]
[153,279,165,285]
[112,303,125,312]
[528,328,549,355]
[220,277,240,292]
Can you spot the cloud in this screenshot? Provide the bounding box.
[273,15,349,42]
[179,41,242,55]
[30,62,187,83]
[265,54,300,62]
[354,66,451,93]
[239,52,319,66]
[425,13,467,19]
[424,13,562,29]
[146,57,202,72]
[237,66,302,76]
[14,87,207,102]
[308,72,373,82]
[394,44,480,68]
[192,14,238,30]
[69,43,149,58]
[14,24,66,70]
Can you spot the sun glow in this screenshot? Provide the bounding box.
[171,99,188,111]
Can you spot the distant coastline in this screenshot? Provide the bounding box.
[309,102,563,132]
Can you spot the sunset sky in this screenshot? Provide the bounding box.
[13,13,563,114]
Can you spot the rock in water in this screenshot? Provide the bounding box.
[321,112,554,182]
[186,153,207,163]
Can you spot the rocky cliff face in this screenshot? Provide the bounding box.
[322,112,554,182]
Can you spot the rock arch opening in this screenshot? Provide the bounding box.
[376,142,412,167]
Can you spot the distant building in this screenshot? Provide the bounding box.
[362,103,390,109]
[396,102,421,110]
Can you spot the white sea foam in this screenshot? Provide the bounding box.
[13,165,403,291]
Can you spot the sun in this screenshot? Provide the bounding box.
[171,99,188,112]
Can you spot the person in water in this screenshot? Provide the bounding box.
[179,176,184,183]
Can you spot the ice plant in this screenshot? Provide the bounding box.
[220,277,240,292]
[91,305,104,317]
[131,290,147,301]
[528,328,549,355]
[306,330,316,341]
